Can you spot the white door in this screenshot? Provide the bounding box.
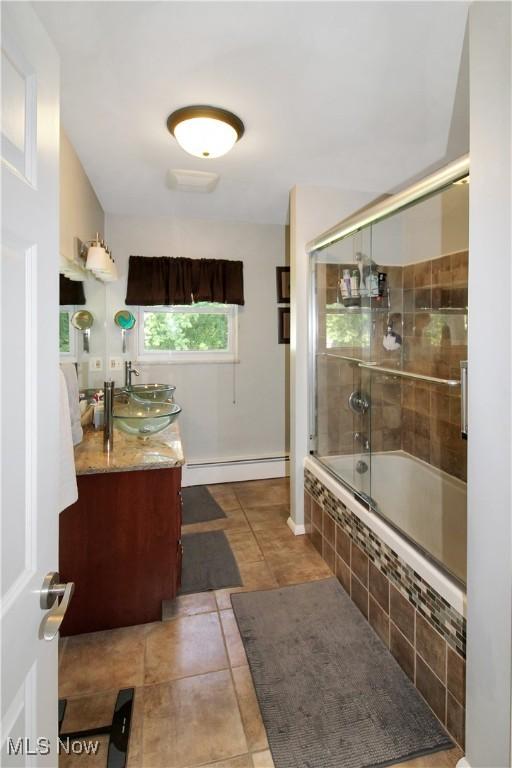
[1,3,60,765]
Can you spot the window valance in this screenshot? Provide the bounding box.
[125,256,244,306]
[59,274,86,306]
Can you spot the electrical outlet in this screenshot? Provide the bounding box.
[89,357,103,372]
[109,357,124,371]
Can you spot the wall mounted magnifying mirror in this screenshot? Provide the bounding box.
[71,310,94,353]
[114,310,136,353]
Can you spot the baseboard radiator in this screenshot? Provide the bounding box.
[182,454,290,487]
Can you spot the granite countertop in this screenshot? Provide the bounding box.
[74,422,185,475]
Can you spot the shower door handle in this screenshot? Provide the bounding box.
[460,361,468,439]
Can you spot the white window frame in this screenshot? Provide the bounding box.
[59,305,77,361]
[137,304,239,364]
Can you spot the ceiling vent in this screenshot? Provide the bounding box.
[167,169,220,193]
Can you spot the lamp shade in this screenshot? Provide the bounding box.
[167,106,244,159]
[86,244,110,273]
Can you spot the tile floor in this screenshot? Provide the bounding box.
[58,478,462,768]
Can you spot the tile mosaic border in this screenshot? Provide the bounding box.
[304,468,466,659]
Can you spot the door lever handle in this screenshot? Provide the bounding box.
[39,571,75,641]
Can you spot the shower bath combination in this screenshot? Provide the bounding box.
[308,156,469,585]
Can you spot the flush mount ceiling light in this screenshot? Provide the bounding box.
[167,105,244,159]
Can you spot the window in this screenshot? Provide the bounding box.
[325,309,370,349]
[59,307,76,358]
[138,304,238,363]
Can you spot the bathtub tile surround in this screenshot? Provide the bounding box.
[304,470,466,748]
[317,249,468,483]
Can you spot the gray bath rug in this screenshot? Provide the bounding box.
[179,531,242,595]
[231,578,453,768]
[182,485,227,525]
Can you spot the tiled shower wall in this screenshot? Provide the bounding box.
[318,250,468,481]
[400,250,468,481]
[304,474,466,749]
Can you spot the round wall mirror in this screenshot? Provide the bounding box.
[114,310,136,331]
[114,310,136,352]
[71,310,94,353]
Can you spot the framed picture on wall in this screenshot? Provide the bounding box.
[276,266,290,303]
[278,307,290,344]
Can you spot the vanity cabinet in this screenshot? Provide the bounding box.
[59,466,183,636]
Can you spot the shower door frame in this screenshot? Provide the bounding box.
[307,153,470,514]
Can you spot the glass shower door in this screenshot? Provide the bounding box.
[312,229,373,499]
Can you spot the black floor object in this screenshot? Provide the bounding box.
[181,486,227,525]
[179,530,242,595]
[59,688,134,768]
[231,578,453,768]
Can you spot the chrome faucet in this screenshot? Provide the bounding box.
[124,360,140,389]
[354,432,370,451]
[103,380,114,453]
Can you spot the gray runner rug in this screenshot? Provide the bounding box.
[182,486,227,525]
[231,578,453,768]
[179,531,242,595]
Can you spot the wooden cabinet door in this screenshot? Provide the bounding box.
[60,466,182,635]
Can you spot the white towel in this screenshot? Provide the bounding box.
[59,369,78,512]
[60,362,83,445]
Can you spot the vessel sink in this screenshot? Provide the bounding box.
[113,395,181,436]
[127,383,176,402]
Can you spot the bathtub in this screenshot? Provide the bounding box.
[304,452,466,615]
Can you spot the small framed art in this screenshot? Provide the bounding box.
[276,266,290,303]
[278,307,290,344]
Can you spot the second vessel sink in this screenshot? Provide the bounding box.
[114,395,181,436]
[128,383,176,402]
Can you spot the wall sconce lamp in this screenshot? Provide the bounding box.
[79,234,118,282]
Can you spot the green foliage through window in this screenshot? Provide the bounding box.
[143,307,229,352]
[59,311,71,353]
[325,311,370,349]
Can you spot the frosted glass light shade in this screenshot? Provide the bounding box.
[86,244,110,273]
[100,260,118,282]
[167,106,244,159]
[174,118,238,159]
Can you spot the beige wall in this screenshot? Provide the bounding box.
[60,128,104,260]
[60,129,106,387]
[105,214,288,466]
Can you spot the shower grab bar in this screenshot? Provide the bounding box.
[323,353,368,364]
[357,362,460,387]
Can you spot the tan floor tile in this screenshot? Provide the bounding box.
[393,747,462,767]
[251,749,275,768]
[226,530,264,564]
[268,554,333,587]
[238,561,278,591]
[142,671,247,768]
[232,666,268,752]
[243,505,290,531]
[162,591,217,621]
[201,756,253,768]
[207,484,243,512]
[145,612,228,685]
[59,625,147,698]
[215,586,245,611]
[60,690,118,732]
[254,527,316,559]
[183,507,250,534]
[220,609,248,668]
[233,478,290,509]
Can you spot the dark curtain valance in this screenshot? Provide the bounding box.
[125,255,244,306]
[60,274,86,305]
